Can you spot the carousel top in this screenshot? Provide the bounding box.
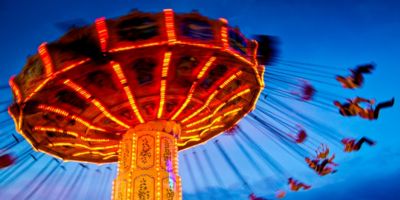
[9,9,264,163]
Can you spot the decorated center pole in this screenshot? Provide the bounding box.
[113,121,182,200]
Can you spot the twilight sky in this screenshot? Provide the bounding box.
[0,0,399,199]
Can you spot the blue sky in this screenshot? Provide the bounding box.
[0,0,399,199]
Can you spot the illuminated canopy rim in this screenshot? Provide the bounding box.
[9,9,264,163]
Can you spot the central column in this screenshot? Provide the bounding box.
[112,121,182,200]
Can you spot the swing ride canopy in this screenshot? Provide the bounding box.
[8,9,264,163]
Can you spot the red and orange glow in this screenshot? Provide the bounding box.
[8,8,264,160]
[24,58,90,102]
[9,9,264,200]
[73,151,116,157]
[63,79,131,129]
[182,71,243,125]
[34,126,79,137]
[48,142,119,150]
[95,17,109,52]
[171,56,217,120]
[219,18,229,49]
[38,42,54,75]
[38,104,107,131]
[109,41,167,53]
[9,76,22,103]
[164,9,177,43]
[111,61,144,123]
[158,51,172,119]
